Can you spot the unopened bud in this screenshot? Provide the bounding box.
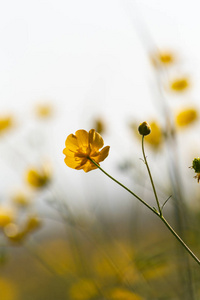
[138,122,151,136]
[192,157,200,173]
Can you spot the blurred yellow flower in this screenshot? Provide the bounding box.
[151,51,174,67]
[131,121,162,149]
[159,52,174,64]
[145,122,163,148]
[41,239,78,275]
[35,103,53,118]
[63,129,110,172]
[26,165,51,188]
[175,108,198,127]
[107,287,143,300]
[170,78,189,92]
[0,278,18,300]
[0,207,14,227]
[69,279,98,300]
[24,215,41,233]
[4,215,41,244]
[12,191,30,207]
[93,118,105,134]
[0,116,13,133]
[4,223,26,243]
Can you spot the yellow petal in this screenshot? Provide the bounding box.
[82,160,98,172]
[92,146,110,163]
[89,129,104,151]
[65,134,79,152]
[176,108,198,127]
[63,147,75,157]
[64,156,83,169]
[75,130,89,148]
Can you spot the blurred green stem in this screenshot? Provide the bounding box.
[141,135,162,216]
[88,157,200,266]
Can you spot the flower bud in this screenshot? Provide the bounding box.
[192,157,200,173]
[138,122,151,136]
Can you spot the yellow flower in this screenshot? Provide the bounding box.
[63,129,110,172]
[170,78,189,92]
[93,118,105,134]
[0,278,18,300]
[4,223,26,243]
[151,51,174,67]
[12,191,30,207]
[145,122,163,148]
[24,215,41,233]
[26,165,51,188]
[69,279,98,300]
[35,103,53,118]
[175,108,198,127]
[4,215,41,244]
[159,52,174,64]
[0,207,14,227]
[0,116,13,133]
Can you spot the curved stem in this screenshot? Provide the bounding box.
[160,216,200,265]
[88,157,158,216]
[141,135,162,216]
[88,157,200,266]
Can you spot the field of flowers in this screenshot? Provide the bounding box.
[1,2,200,299]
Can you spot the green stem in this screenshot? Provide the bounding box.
[142,135,162,216]
[160,216,200,265]
[88,157,158,216]
[88,158,200,266]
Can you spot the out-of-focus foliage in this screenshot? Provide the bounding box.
[0,41,200,300]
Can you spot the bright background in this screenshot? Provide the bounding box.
[1,0,200,208]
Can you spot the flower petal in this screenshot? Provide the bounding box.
[82,160,98,172]
[64,156,83,169]
[75,130,89,149]
[89,129,104,151]
[92,146,110,163]
[63,147,75,157]
[65,134,79,152]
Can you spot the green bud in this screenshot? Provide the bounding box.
[138,122,151,136]
[192,157,200,173]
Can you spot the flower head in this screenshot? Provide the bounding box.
[93,118,105,134]
[151,51,175,67]
[0,207,15,227]
[24,215,41,233]
[63,129,110,172]
[145,122,163,148]
[170,78,189,92]
[26,164,51,188]
[159,52,174,65]
[35,103,53,118]
[0,116,13,134]
[12,191,30,207]
[175,108,198,127]
[4,223,26,243]
[190,157,200,183]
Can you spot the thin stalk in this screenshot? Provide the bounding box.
[141,135,162,216]
[87,157,157,216]
[88,158,200,266]
[160,216,200,265]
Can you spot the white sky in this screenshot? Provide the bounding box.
[1,0,200,209]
